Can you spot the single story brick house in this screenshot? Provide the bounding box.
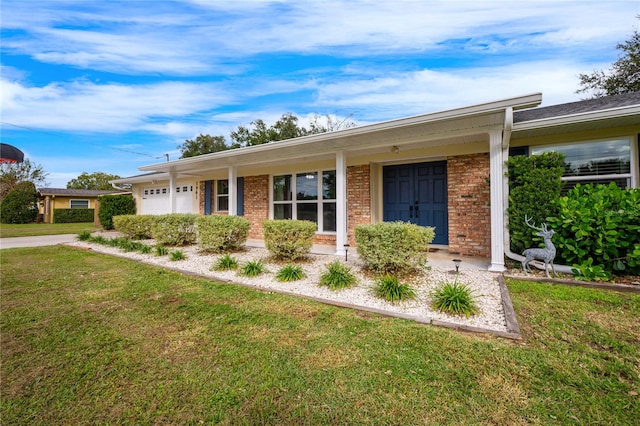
[112,92,640,271]
[37,188,127,223]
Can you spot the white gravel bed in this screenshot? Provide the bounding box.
[70,240,508,333]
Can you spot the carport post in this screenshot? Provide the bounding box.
[169,172,177,213]
[335,150,347,256]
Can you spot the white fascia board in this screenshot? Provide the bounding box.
[138,94,543,174]
[513,104,640,132]
[110,172,170,185]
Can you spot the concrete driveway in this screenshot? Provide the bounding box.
[0,234,79,249]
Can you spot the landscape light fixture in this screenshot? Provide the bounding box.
[453,258,462,273]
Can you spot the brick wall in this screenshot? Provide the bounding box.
[447,153,491,257]
[347,164,371,245]
[243,175,270,239]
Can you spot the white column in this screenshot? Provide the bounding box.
[488,129,506,272]
[335,150,347,256]
[228,166,237,216]
[169,172,177,213]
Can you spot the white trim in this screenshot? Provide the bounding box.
[228,166,237,216]
[169,172,177,214]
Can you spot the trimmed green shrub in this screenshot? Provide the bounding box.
[240,260,266,277]
[196,215,251,253]
[319,260,357,290]
[150,213,198,246]
[373,275,417,302]
[355,221,435,274]
[98,194,135,230]
[547,183,640,277]
[431,278,479,317]
[276,264,306,282]
[0,181,38,224]
[212,254,239,271]
[113,214,155,239]
[53,208,94,223]
[507,152,565,254]
[263,219,317,260]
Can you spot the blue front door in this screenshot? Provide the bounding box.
[383,161,448,245]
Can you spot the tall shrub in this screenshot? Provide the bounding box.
[98,194,135,230]
[0,181,38,224]
[355,221,434,274]
[263,220,316,260]
[196,215,251,253]
[507,152,565,254]
[547,183,640,277]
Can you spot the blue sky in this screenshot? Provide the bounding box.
[1,0,638,188]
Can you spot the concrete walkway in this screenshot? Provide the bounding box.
[0,234,78,249]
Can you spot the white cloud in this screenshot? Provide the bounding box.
[0,79,232,133]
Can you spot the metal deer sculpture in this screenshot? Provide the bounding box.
[522,215,556,278]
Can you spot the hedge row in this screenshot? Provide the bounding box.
[53,208,95,223]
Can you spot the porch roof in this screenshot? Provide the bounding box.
[120,94,541,181]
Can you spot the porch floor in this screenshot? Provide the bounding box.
[245,239,490,271]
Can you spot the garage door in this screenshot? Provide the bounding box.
[141,185,195,215]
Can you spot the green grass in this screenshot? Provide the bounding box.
[431,278,480,317]
[275,264,306,282]
[0,222,100,238]
[1,247,639,425]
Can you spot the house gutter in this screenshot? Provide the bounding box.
[501,107,574,275]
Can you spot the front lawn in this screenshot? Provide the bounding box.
[0,222,100,238]
[1,246,638,424]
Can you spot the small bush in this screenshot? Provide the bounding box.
[212,254,239,271]
[373,275,417,302]
[98,194,135,230]
[276,264,306,282]
[355,222,435,274]
[53,208,94,223]
[151,213,198,246]
[89,235,107,245]
[196,215,251,253]
[263,220,316,260]
[319,260,357,290]
[77,230,92,241]
[113,215,155,239]
[155,246,169,256]
[240,260,266,277]
[170,250,186,261]
[139,244,152,254]
[431,278,479,317]
[0,181,38,224]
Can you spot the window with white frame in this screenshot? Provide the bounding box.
[273,170,336,232]
[216,180,229,212]
[70,199,89,209]
[530,138,633,192]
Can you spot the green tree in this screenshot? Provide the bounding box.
[577,27,640,98]
[177,134,229,158]
[0,159,48,202]
[0,181,38,223]
[67,171,121,190]
[230,113,309,148]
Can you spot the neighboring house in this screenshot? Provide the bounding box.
[37,188,127,223]
[111,92,640,271]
